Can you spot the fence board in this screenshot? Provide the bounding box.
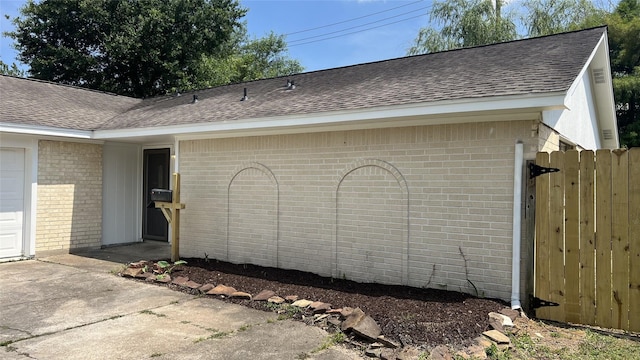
[629,148,640,332]
[548,151,566,321]
[534,152,551,320]
[611,150,629,330]
[595,150,612,328]
[564,150,580,323]
[579,150,596,325]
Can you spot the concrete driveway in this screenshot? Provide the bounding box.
[0,244,362,359]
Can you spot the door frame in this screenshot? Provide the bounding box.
[141,145,174,242]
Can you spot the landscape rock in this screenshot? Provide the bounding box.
[267,296,285,304]
[429,345,453,360]
[462,344,487,359]
[489,312,514,327]
[184,280,202,289]
[488,317,505,333]
[121,267,143,278]
[379,348,396,360]
[352,315,382,341]
[156,274,171,283]
[340,307,355,318]
[128,260,147,268]
[364,346,381,358]
[284,295,298,302]
[483,329,511,344]
[376,335,400,349]
[341,307,366,332]
[171,276,189,286]
[207,284,237,296]
[291,299,313,308]
[396,347,420,360]
[500,308,520,322]
[310,301,332,313]
[328,317,342,327]
[198,283,214,293]
[230,291,252,300]
[473,336,493,348]
[253,290,276,301]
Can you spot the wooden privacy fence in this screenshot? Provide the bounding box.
[534,148,640,331]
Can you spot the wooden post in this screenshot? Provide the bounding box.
[154,173,185,262]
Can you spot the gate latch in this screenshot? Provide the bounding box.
[529,295,560,309]
[529,163,560,179]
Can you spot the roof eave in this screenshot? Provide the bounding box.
[94,92,567,142]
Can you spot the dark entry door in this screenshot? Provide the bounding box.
[143,148,170,241]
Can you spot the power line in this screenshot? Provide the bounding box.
[288,13,426,48]
[287,5,431,45]
[285,0,426,36]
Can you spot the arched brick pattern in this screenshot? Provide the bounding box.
[227,163,279,267]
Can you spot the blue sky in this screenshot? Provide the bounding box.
[0,0,432,73]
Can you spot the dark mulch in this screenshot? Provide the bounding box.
[149,258,506,348]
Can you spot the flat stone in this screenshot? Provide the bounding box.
[230,291,252,300]
[474,336,493,348]
[341,307,365,331]
[340,306,355,318]
[284,295,298,302]
[464,345,487,359]
[156,274,171,283]
[121,267,143,278]
[171,276,189,286]
[328,318,342,327]
[207,284,237,296]
[291,299,313,308]
[184,280,202,289]
[380,348,397,360]
[198,283,214,293]
[352,315,381,341]
[327,308,343,314]
[489,312,514,327]
[430,345,453,360]
[253,290,276,301]
[396,347,420,360]
[376,335,400,349]
[489,317,505,333]
[310,302,331,313]
[483,330,511,344]
[267,296,285,304]
[499,308,520,322]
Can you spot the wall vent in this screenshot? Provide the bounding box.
[602,129,614,140]
[592,68,606,84]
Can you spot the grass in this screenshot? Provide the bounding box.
[311,331,346,353]
[489,329,640,360]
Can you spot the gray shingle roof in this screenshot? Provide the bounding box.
[1,27,606,132]
[0,76,141,130]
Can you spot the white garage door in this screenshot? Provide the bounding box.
[0,148,25,258]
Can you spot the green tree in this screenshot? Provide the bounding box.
[523,0,605,37]
[191,30,303,90]
[6,0,247,98]
[0,59,25,77]
[608,0,640,147]
[408,0,517,55]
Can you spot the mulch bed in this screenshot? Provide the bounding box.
[141,258,507,349]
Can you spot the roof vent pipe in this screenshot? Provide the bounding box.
[192,94,198,103]
[241,88,248,101]
[287,80,295,90]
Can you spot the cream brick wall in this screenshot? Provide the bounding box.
[180,120,538,301]
[36,140,102,253]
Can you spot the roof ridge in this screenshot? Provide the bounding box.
[0,74,136,99]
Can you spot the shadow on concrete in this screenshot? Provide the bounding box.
[70,241,171,264]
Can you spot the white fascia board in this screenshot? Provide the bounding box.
[0,122,93,139]
[94,92,567,141]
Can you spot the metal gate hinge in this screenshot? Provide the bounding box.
[529,295,560,309]
[529,163,560,179]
